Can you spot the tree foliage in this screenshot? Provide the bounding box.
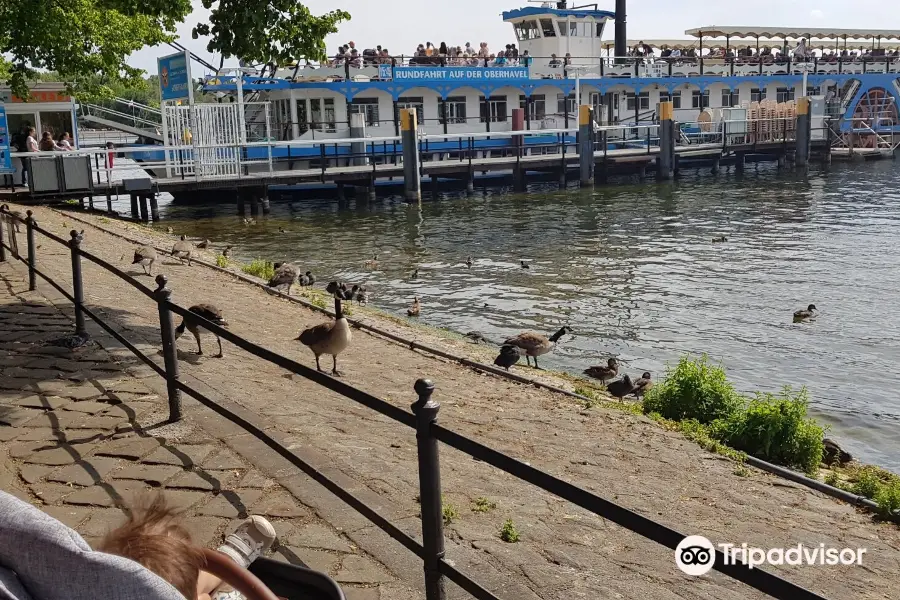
[0,0,192,100]
[193,0,350,66]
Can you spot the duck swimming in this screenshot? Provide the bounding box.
[793,304,817,322]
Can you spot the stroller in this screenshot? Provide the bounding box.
[0,491,345,600]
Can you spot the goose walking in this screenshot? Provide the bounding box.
[583,358,619,383]
[267,263,299,295]
[196,239,210,249]
[793,304,817,322]
[171,235,193,265]
[132,246,157,275]
[493,345,521,371]
[355,285,369,305]
[606,375,634,400]
[175,304,228,357]
[407,297,421,317]
[503,326,572,369]
[297,297,352,376]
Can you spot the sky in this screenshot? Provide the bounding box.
[128,0,900,75]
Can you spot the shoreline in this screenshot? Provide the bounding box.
[47,206,900,506]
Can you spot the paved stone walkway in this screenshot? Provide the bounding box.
[0,262,419,600]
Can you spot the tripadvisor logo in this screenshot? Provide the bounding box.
[675,535,867,575]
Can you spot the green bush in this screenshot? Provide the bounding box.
[875,481,900,518]
[215,254,230,268]
[852,466,885,499]
[240,259,275,281]
[710,387,824,476]
[499,519,520,543]
[642,355,742,423]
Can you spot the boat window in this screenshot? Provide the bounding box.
[398,96,425,124]
[514,20,541,41]
[557,21,567,36]
[557,92,576,115]
[596,22,605,37]
[540,19,556,37]
[440,96,467,124]
[751,88,763,102]
[519,94,546,120]
[625,92,650,111]
[569,22,578,37]
[776,87,795,103]
[309,98,336,132]
[721,89,740,107]
[350,98,380,127]
[691,90,710,109]
[479,96,508,123]
[659,91,682,109]
[296,99,308,135]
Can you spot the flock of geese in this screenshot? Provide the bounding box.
[124,233,820,398]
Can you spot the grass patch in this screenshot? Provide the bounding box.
[875,482,900,518]
[499,519,520,543]
[472,497,497,513]
[301,288,328,310]
[240,259,275,281]
[574,385,643,415]
[215,254,230,268]
[733,465,751,477]
[98,217,111,224]
[710,387,825,476]
[442,500,460,524]
[642,355,742,424]
[652,416,747,463]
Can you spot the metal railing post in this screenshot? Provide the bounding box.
[68,230,86,336]
[411,379,446,600]
[154,274,183,422]
[0,205,7,263]
[26,211,37,291]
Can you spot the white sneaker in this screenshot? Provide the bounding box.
[217,515,277,568]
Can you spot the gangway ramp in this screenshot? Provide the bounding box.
[78,99,164,143]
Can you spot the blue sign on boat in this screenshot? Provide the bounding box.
[158,51,193,102]
[380,65,530,81]
[0,104,12,174]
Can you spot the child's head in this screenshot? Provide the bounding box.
[98,493,205,600]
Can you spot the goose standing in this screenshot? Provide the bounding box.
[493,345,521,371]
[299,271,315,287]
[629,372,653,398]
[267,263,299,295]
[407,297,421,317]
[174,304,228,357]
[503,326,572,369]
[355,285,369,305]
[196,239,210,249]
[297,297,352,376]
[606,375,634,400]
[222,245,233,258]
[132,246,157,275]
[171,235,193,265]
[583,358,619,383]
[793,304,817,322]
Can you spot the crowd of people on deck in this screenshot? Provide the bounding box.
[629,38,900,65]
[9,125,76,152]
[328,40,537,68]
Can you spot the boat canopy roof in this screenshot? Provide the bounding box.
[684,26,900,41]
[502,7,615,21]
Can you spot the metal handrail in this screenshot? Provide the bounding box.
[0,205,828,600]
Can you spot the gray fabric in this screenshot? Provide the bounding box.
[0,491,186,600]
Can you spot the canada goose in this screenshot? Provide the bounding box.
[712,236,727,243]
[407,297,421,317]
[355,285,369,305]
[299,271,315,287]
[494,345,522,371]
[629,372,653,398]
[297,297,352,376]
[196,239,210,249]
[583,358,619,383]
[175,303,228,357]
[465,331,491,344]
[171,235,193,265]
[279,227,287,234]
[268,263,299,295]
[166,226,174,234]
[520,260,530,269]
[132,246,156,275]
[410,269,419,279]
[243,218,256,225]
[325,281,342,296]
[344,284,360,301]
[222,245,233,258]
[365,253,378,268]
[793,304,817,321]
[606,375,634,400]
[503,326,572,369]
[466,256,473,268]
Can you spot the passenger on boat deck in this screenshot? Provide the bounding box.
[465,42,474,56]
[521,50,532,66]
[549,53,561,67]
[331,47,345,66]
[564,52,572,66]
[348,48,361,68]
[426,42,434,56]
[478,42,490,58]
[670,47,682,58]
[495,52,507,66]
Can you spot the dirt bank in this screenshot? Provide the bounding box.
[5,204,899,600]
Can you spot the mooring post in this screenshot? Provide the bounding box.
[154,275,182,422]
[401,108,422,203]
[26,211,36,291]
[236,189,246,216]
[711,156,721,175]
[337,183,346,202]
[795,97,811,168]
[657,101,675,180]
[578,105,594,187]
[735,152,745,173]
[411,379,446,600]
[466,168,474,194]
[106,189,113,213]
[0,205,7,263]
[138,194,149,222]
[149,194,160,222]
[249,191,260,217]
[129,194,139,220]
[69,230,86,336]
[350,112,367,167]
[260,188,271,215]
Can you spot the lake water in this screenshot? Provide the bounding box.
[147,161,900,472]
